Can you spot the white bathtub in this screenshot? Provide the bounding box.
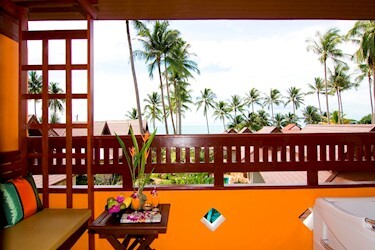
[313,197,375,250]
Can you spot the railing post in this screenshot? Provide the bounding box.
[214,146,224,188]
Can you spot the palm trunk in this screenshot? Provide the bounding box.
[163,58,176,134]
[324,62,330,124]
[205,113,210,134]
[252,103,254,113]
[317,93,323,122]
[293,103,296,117]
[34,100,38,119]
[222,118,226,131]
[339,91,344,124]
[336,89,341,124]
[157,59,169,134]
[126,20,144,135]
[271,104,274,120]
[368,74,374,117]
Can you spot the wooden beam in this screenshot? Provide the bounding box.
[77,0,97,19]
[0,0,19,18]
[23,30,87,40]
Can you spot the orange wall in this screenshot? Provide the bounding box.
[49,187,375,250]
[0,34,19,152]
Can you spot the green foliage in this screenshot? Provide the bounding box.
[358,114,372,124]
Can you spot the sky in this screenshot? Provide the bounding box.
[28,20,371,130]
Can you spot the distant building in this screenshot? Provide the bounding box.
[281,123,301,133]
[256,126,282,133]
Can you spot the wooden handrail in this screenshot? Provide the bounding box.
[26,133,375,189]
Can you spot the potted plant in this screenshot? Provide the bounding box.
[116,127,156,210]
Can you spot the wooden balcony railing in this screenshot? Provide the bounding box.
[26,133,375,189]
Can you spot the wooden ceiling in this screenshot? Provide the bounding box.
[9,0,375,21]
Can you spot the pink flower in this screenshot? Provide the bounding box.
[151,187,157,196]
[108,204,121,214]
[131,192,139,198]
[116,195,124,203]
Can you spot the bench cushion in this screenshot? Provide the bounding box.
[0,174,43,226]
[1,208,91,250]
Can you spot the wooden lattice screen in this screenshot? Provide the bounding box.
[19,14,94,210]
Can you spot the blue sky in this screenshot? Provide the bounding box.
[28,20,370,128]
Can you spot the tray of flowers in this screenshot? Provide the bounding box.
[120,209,161,223]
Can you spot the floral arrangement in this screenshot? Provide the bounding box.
[116,128,156,201]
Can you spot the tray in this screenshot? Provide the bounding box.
[120,210,161,223]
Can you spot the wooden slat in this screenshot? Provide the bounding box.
[22,29,87,40]
[22,64,87,71]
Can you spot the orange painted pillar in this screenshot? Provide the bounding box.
[0,34,19,151]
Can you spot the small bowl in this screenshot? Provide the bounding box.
[142,203,152,211]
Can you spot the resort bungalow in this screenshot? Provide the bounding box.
[1,0,375,249]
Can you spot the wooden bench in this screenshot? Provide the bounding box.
[0,151,91,250]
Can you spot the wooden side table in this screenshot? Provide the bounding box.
[88,204,170,250]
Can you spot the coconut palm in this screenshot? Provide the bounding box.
[257,110,271,127]
[136,21,178,134]
[273,113,285,129]
[263,88,283,120]
[167,39,199,133]
[48,82,65,117]
[126,20,147,135]
[328,63,357,124]
[284,112,299,126]
[355,63,373,116]
[144,92,163,131]
[196,88,216,134]
[243,112,262,132]
[170,75,193,134]
[228,95,244,118]
[126,107,138,120]
[28,71,42,119]
[306,28,345,124]
[307,77,325,120]
[245,88,262,113]
[226,114,244,131]
[303,105,321,124]
[213,101,231,130]
[347,21,375,123]
[284,86,305,116]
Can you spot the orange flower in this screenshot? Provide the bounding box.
[141,132,150,142]
[144,149,150,160]
[129,147,136,157]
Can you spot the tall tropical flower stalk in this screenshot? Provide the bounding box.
[116,128,156,197]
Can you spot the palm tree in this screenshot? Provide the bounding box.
[245,88,262,113]
[28,71,42,119]
[257,110,271,127]
[126,107,138,120]
[48,82,65,116]
[284,112,299,126]
[196,88,216,134]
[228,95,244,118]
[226,114,244,131]
[126,20,147,135]
[307,77,324,120]
[144,92,163,131]
[355,63,373,116]
[136,21,177,134]
[170,75,193,134]
[328,63,357,124]
[284,86,305,116]
[243,112,262,132]
[303,105,321,124]
[263,88,283,120]
[306,28,345,124]
[347,21,375,123]
[273,113,285,129]
[213,101,230,130]
[167,40,199,134]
